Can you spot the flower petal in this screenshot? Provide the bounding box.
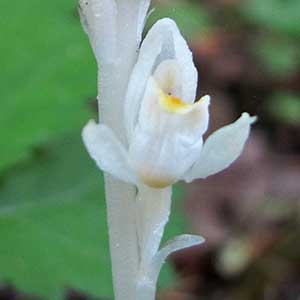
[124,18,198,141]
[129,127,203,188]
[138,77,210,138]
[79,0,118,63]
[82,120,137,184]
[124,28,162,141]
[184,113,257,182]
[151,18,198,104]
[128,78,209,188]
[153,59,183,98]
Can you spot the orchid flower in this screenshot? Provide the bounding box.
[79,1,256,300]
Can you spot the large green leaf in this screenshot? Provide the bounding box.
[0,0,96,172]
[0,133,186,299]
[0,134,111,299]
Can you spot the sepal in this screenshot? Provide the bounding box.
[184,113,257,182]
[82,120,137,184]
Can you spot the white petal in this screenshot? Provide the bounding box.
[153,59,183,98]
[128,79,209,188]
[124,18,198,141]
[184,113,257,182]
[129,127,203,188]
[147,234,204,285]
[138,78,210,138]
[151,18,198,104]
[183,95,211,137]
[82,120,137,184]
[137,77,162,133]
[124,29,162,141]
[79,0,118,63]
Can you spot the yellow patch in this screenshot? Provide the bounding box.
[159,90,193,114]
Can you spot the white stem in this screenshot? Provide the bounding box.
[104,175,138,300]
[99,62,139,300]
[96,4,147,294]
[80,2,153,300]
[137,279,156,300]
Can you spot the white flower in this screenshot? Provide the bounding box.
[80,2,257,299]
[82,18,256,189]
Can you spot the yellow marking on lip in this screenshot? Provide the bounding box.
[159,90,193,114]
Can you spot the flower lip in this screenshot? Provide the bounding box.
[158,89,193,114]
[159,89,211,116]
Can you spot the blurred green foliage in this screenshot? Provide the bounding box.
[0,0,95,172]
[267,92,300,125]
[241,0,300,37]
[147,1,212,39]
[0,135,112,299]
[253,38,299,78]
[240,0,300,125]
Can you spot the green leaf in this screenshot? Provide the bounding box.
[0,134,111,300]
[0,0,96,172]
[0,133,186,299]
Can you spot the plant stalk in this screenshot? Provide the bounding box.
[99,61,139,300]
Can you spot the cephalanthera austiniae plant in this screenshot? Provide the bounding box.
[79,1,256,300]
